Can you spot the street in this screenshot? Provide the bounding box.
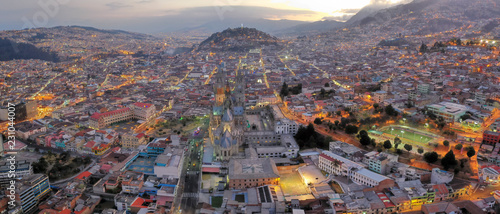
[178,139,203,214]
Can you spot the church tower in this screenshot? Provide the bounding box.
[214,64,226,106]
[209,61,245,161]
[233,70,246,126]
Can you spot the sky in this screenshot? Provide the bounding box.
[0,0,406,33]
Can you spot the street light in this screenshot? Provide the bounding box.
[401,130,405,138]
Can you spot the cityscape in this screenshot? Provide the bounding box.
[2,0,500,214]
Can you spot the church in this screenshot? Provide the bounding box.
[209,62,246,160]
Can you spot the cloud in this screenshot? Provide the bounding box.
[136,0,155,4]
[105,2,132,10]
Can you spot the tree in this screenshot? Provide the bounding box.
[334,120,340,127]
[324,82,330,87]
[83,156,92,165]
[441,150,457,170]
[396,149,403,154]
[454,144,463,150]
[280,82,289,98]
[418,148,424,154]
[336,111,341,116]
[466,147,476,159]
[383,140,392,150]
[404,144,413,153]
[320,88,326,98]
[394,137,401,145]
[360,135,371,146]
[443,140,449,147]
[314,118,323,125]
[424,152,438,163]
[419,43,428,53]
[359,130,368,137]
[373,103,379,109]
[385,105,398,116]
[345,125,358,135]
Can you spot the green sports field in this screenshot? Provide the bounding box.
[381,127,434,143]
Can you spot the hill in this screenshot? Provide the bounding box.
[348,0,500,36]
[0,38,59,62]
[0,26,158,61]
[198,27,281,52]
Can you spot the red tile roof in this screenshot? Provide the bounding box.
[136,133,145,138]
[202,167,220,173]
[76,171,92,180]
[376,192,395,208]
[132,102,153,109]
[85,141,96,148]
[90,108,130,120]
[432,184,449,195]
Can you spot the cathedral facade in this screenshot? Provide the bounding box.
[209,62,246,160]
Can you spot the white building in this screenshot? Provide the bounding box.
[254,134,299,158]
[153,147,185,178]
[427,102,469,123]
[0,160,32,187]
[431,168,454,184]
[318,151,364,177]
[481,166,500,183]
[318,151,393,187]
[275,118,299,135]
[349,168,392,187]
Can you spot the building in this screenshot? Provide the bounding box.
[153,147,185,178]
[253,134,299,158]
[89,108,133,130]
[349,168,394,188]
[15,174,51,214]
[483,131,500,145]
[426,102,469,123]
[373,91,388,103]
[26,100,38,119]
[114,194,137,212]
[129,103,156,121]
[274,118,299,135]
[120,171,145,194]
[89,102,156,130]
[14,121,47,140]
[364,152,398,175]
[481,165,500,183]
[228,158,280,189]
[0,160,32,187]
[318,151,364,177]
[121,133,147,148]
[418,84,430,94]
[431,168,454,184]
[319,151,394,188]
[209,63,246,160]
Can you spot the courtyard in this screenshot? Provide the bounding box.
[280,172,310,197]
